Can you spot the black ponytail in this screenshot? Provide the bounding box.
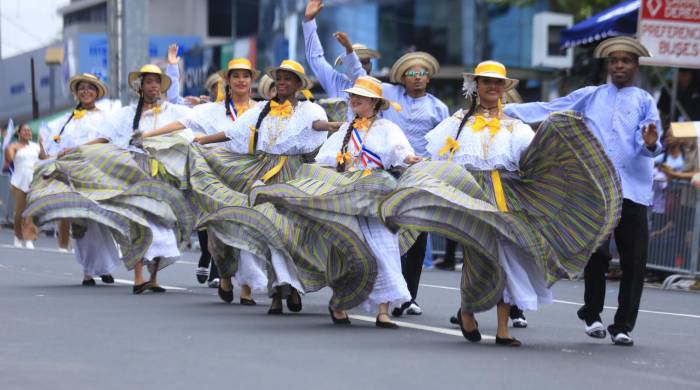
[337,114,358,173]
[224,84,232,118]
[250,97,275,152]
[57,102,82,138]
[132,92,145,131]
[455,92,478,141]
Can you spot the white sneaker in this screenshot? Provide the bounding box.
[585,321,607,338]
[58,247,69,253]
[406,302,423,315]
[512,317,528,328]
[208,278,220,288]
[611,332,634,346]
[14,236,23,248]
[24,240,35,249]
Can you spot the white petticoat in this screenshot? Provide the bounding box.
[74,220,121,276]
[268,247,305,293]
[236,250,269,292]
[358,217,411,313]
[498,240,552,311]
[144,218,180,267]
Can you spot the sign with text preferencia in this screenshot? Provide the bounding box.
[638,0,700,68]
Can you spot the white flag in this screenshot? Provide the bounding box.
[2,118,14,154]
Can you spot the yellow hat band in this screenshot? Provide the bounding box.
[353,78,382,96]
[474,62,507,78]
[279,60,305,75]
[228,58,254,71]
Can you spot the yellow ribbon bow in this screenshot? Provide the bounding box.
[151,105,162,114]
[72,109,87,120]
[336,151,353,164]
[353,117,371,131]
[438,136,460,159]
[53,135,61,143]
[269,100,293,118]
[472,115,501,136]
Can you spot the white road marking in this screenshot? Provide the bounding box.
[419,283,700,320]
[113,278,188,291]
[348,314,496,340]
[0,243,72,254]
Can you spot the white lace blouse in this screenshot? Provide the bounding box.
[179,100,262,135]
[101,101,192,149]
[222,100,328,155]
[315,118,414,170]
[44,110,107,156]
[425,110,534,171]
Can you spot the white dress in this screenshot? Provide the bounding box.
[45,110,121,276]
[10,142,40,192]
[101,101,192,267]
[223,100,328,293]
[179,100,269,292]
[316,118,413,312]
[425,110,553,311]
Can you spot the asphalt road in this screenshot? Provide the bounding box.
[1,229,699,390]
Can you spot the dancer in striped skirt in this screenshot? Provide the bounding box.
[380,61,622,346]
[191,60,347,315]
[252,76,422,328]
[145,58,268,305]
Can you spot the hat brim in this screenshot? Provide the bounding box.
[593,37,652,58]
[463,72,519,91]
[343,87,390,111]
[264,67,314,90]
[127,71,173,93]
[389,52,440,83]
[334,48,381,66]
[218,67,262,81]
[69,76,108,100]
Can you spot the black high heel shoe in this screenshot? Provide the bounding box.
[328,306,351,325]
[268,293,283,315]
[239,297,256,306]
[495,336,522,347]
[218,286,233,303]
[375,313,399,329]
[132,281,151,295]
[457,309,481,342]
[286,288,302,312]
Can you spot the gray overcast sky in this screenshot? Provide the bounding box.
[0,0,70,59]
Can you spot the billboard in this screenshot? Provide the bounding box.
[638,0,700,68]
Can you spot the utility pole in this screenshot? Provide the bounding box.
[121,0,149,104]
[30,58,39,119]
[107,0,121,101]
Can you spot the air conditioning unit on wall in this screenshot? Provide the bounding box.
[532,12,574,69]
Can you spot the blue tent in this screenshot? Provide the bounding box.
[561,0,639,48]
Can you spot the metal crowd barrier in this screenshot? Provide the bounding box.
[648,179,700,287]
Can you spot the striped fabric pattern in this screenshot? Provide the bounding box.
[188,145,379,309]
[24,143,194,270]
[380,112,622,313]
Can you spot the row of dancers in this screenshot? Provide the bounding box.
[19,7,661,346]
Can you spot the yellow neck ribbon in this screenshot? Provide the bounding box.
[269,100,293,118]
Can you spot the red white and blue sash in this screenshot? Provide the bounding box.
[350,127,384,169]
[227,100,239,122]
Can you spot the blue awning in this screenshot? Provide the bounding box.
[561,0,639,48]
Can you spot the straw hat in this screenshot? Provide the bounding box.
[257,74,276,100]
[389,51,440,83]
[343,76,391,111]
[334,44,381,66]
[593,36,652,58]
[204,73,223,93]
[462,61,519,96]
[264,60,314,90]
[218,58,261,81]
[69,73,107,100]
[127,64,172,92]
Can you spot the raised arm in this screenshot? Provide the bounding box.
[302,0,352,97]
[636,95,662,157]
[504,86,595,124]
[166,44,187,105]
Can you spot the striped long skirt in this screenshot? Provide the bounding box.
[380,111,623,313]
[25,143,194,271]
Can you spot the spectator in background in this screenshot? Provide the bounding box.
[657,68,700,125]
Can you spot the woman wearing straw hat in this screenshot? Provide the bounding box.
[145,58,267,305]
[380,60,622,346]
[381,51,450,318]
[40,73,120,286]
[505,36,661,346]
[192,59,342,314]
[251,76,422,328]
[92,64,194,293]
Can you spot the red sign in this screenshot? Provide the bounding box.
[638,0,700,68]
